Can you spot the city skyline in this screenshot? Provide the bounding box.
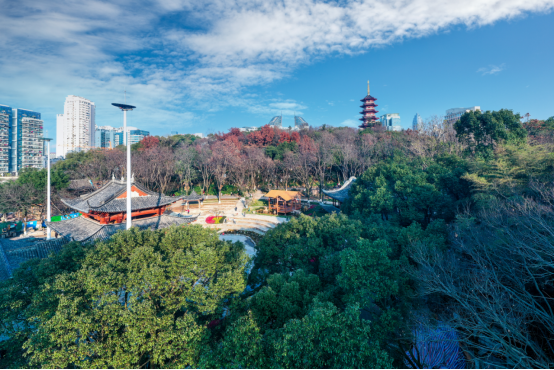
[1,1,553,141]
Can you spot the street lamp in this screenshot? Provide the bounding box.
[41,137,53,240]
[112,102,136,230]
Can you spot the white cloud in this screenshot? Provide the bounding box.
[477,63,506,75]
[0,0,553,134]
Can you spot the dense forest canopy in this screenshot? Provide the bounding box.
[1,110,554,368]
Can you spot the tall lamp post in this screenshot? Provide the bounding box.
[41,138,53,239]
[112,102,136,230]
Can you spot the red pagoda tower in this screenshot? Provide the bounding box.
[359,81,379,128]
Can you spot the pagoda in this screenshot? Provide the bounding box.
[46,177,203,242]
[359,81,379,128]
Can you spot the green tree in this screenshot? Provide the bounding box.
[270,301,393,368]
[455,109,527,158]
[18,167,69,191]
[0,241,88,368]
[345,156,464,226]
[15,225,248,368]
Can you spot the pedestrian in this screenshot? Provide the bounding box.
[235,206,237,212]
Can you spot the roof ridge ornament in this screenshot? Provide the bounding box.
[112,173,115,181]
[131,173,135,182]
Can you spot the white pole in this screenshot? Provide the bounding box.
[46,141,51,240]
[125,110,132,230]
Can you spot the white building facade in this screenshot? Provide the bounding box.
[445,106,480,126]
[56,95,95,158]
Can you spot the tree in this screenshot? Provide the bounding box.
[209,140,238,202]
[0,242,88,368]
[195,143,212,195]
[455,109,527,158]
[248,125,275,147]
[345,156,465,226]
[133,146,176,193]
[18,167,69,191]
[174,143,196,192]
[289,136,316,201]
[408,188,554,368]
[270,301,393,369]
[23,226,249,368]
[313,132,336,200]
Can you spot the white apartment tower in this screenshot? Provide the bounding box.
[56,95,95,158]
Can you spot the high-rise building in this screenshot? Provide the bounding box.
[95,126,116,149]
[0,105,11,173]
[56,95,95,158]
[380,113,402,131]
[268,115,282,128]
[294,116,309,129]
[111,126,149,147]
[14,109,44,171]
[0,104,44,173]
[445,106,480,126]
[412,113,423,131]
[359,81,379,128]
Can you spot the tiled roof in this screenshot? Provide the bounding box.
[61,179,186,213]
[46,214,199,243]
[0,238,69,281]
[264,190,302,201]
[321,177,357,203]
[67,178,95,190]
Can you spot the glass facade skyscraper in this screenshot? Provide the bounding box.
[380,113,401,131]
[95,126,150,148]
[412,113,423,131]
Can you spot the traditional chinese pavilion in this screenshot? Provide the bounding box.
[359,81,379,128]
[265,190,302,214]
[46,177,203,242]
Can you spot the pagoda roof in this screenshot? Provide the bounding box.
[46,213,199,243]
[322,177,357,203]
[360,95,377,102]
[61,178,201,214]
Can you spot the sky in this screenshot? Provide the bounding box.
[1,0,554,142]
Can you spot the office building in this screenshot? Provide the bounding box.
[56,95,96,158]
[412,113,423,131]
[445,106,480,125]
[380,113,402,131]
[113,126,149,146]
[95,126,116,149]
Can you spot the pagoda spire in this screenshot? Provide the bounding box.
[367,80,370,95]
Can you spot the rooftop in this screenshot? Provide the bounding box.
[264,190,302,201]
[61,178,202,214]
[322,177,357,203]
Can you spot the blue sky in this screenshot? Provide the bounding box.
[1,0,553,141]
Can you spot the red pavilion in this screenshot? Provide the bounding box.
[359,81,379,128]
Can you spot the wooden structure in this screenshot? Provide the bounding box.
[264,190,302,214]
